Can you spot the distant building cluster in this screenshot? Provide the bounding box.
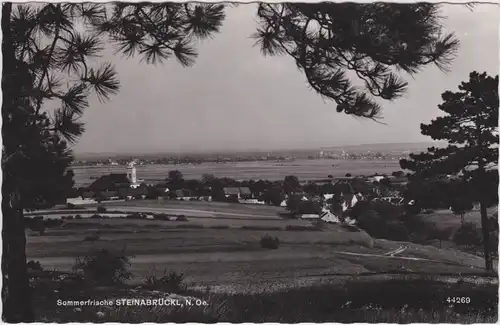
[71,149,410,167]
[66,160,410,228]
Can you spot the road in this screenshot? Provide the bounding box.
[27,206,281,220]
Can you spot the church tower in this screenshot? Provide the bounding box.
[126,161,137,185]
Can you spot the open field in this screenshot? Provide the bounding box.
[418,208,497,230]
[101,199,287,219]
[72,159,401,186]
[27,215,494,294]
[28,203,498,322]
[32,199,288,219]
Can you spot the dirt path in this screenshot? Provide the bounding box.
[28,206,281,220]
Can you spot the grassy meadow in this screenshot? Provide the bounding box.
[27,200,498,322]
[72,159,401,186]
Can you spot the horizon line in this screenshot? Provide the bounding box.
[73,140,446,157]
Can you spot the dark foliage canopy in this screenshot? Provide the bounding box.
[3,2,226,211]
[400,72,499,209]
[254,3,459,119]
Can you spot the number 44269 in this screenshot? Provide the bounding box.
[447,297,471,304]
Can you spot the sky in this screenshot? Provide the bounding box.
[73,3,499,155]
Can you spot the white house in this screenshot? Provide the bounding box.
[341,193,360,212]
[301,214,320,220]
[66,197,97,206]
[323,194,334,201]
[367,175,386,183]
[320,208,340,223]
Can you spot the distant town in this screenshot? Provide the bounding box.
[71,149,411,167]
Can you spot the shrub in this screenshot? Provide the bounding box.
[83,234,100,242]
[226,196,239,203]
[73,248,132,286]
[90,214,102,219]
[126,213,144,219]
[154,213,169,221]
[285,225,318,231]
[176,215,188,221]
[260,235,280,249]
[356,209,383,236]
[144,270,187,293]
[75,214,82,219]
[26,260,43,272]
[384,222,410,241]
[454,222,482,248]
[44,218,64,228]
[97,206,107,213]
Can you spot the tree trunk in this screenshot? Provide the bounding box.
[2,204,34,322]
[2,3,35,322]
[480,201,493,271]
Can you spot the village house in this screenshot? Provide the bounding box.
[88,173,131,192]
[175,189,197,200]
[66,191,97,206]
[223,187,252,200]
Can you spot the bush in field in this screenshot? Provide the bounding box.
[427,227,454,248]
[97,206,107,213]
[144,270,187,293]
[383,222,410,241]
[260,235,280,249]
[83,234,100,242]
[176,215,188,221]
[90,214,103,219]
[126,213,145,219]
[356,209,383,235]
[26,260,43,272]
[226,195,239,203]
[454,222,482,248]
[44,218,64,228]
[75,214,82,219]
[73,249,132,286]
[154,213,169,221]
[285,225,318,231]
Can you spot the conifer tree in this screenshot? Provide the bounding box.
[401,72,499,270]
[2,3,226,321]
[255,3,459,119]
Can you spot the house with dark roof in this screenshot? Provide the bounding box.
[88,173,131,192]
[173,189,196,200]
[223,187,240,197]
[223,187,252,200]
[239,187,252,198]
[97,190,120,201]
[118,186,148,200]
[81,191,95,199]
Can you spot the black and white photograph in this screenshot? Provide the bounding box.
[1,0,499,322]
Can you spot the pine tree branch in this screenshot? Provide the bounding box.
[34,4,62,118]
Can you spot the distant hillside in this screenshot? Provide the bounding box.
[321,142,447,153]
[75,142,447,160]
